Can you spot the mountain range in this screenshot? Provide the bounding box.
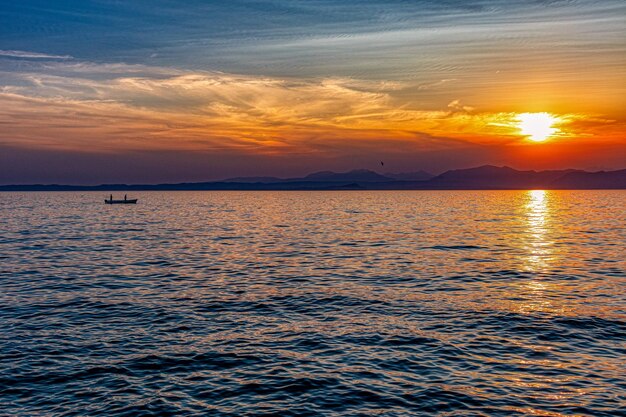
[1,166,625,191]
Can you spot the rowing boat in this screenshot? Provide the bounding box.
[105,198,137,204]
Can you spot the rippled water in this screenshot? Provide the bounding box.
[1,190,625,416]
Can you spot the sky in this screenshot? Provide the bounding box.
[0,0,624,184]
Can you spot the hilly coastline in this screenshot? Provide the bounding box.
[1,165,625,191]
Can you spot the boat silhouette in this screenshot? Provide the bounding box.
[105,194,137,204]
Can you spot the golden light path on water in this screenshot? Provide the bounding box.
[516,190,565,318]
[524,190,554,271]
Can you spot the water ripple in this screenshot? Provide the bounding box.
[1,190,625,416]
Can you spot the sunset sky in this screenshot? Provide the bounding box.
[1,0,624,184]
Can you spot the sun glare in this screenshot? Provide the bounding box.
[517,112,559,142]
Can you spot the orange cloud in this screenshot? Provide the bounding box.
[0,63,623,160]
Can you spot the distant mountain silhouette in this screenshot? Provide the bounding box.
[221,176,284,183]
[550,169,626,189]
[427,165,585,189]
[2,165,625,191]
[298,169,393,182]
[222,169,393,183]
[384,171,434,181]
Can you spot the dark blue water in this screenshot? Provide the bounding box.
[1,191,625,416]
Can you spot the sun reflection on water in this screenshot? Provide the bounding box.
[514,190,564,315]
[524,190,554,272]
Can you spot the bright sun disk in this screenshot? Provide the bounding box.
[517,112,559,142]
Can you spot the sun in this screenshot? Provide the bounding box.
[516,112,559,142]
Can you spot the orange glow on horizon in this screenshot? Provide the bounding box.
[0,70,623,169]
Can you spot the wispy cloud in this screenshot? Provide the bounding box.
[0,50,72,60]
[2,59,606,160]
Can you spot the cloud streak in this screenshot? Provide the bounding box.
[2,60,616,162]
[0,50,72,59]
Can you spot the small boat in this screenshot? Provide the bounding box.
[105,195,137,204]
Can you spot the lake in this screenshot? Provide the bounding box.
[1,190,624,416]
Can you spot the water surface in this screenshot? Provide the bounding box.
[1,191,625,416]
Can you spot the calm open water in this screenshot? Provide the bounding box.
[1,190,625,416]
